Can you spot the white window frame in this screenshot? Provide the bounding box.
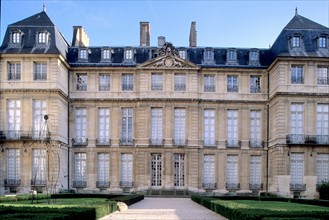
[227,50,237,62]
[98,108,110,145]
[317,154,329,185]
[79,49,88,60]
[150,108,163,145]
[174,108,186,145]
[8,62,21,80]
[122,74,133,91]
[33,100,47,139]
[290,153,304,190]
[74,153,87,186]
[121,108,133,144]
[174,153,185,187]
[151,153,162,187]
[317,104,329,144]
[120,153,133,187]
[317,66,328,85]
[290,103,304,144]
[319,37,327,48]
[250,110,261,147]
[249,156,261,189]
[97,153,110,187]
[291,65,303,84]
[7,149,20,184]
[226,155,238,189]
[12,32,20,44]
[75,108,87,144]
[250,76,261,93]
[124,49,134,61]
[7,100,21,139]
[32,149,46,185]
[102,49,111,60]
[203,49,214,63]
[151,73,163,91]
[227,75,238,92]
[292,36,300,47]
[38,32,47,44]
[99,74,110,91]
[77,74,87,91]
[249,50,259,61]
[204,75,215,92]
[179,50,186,59]
[227,110,239,147]
[34,62,47,80]
[204,109,215,146]
[203,155,215,188]
[174,74,186,91]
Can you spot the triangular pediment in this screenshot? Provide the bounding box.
[138,42,199,70]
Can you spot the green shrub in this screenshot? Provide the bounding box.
[318,182,329,200]
[0,194,50,203]
[113,194,144,206]
[51,193,121,199]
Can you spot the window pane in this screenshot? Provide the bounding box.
[174,154,185,187]
[174,109,185,145]
[151,154,162,186]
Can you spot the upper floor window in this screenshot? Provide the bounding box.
[8,62,21,80]
[174,74,186,91]
[250,76,261,93]
[79,49,88,60]
[227,75,238,92]
[292,36,300,47]
[12,32,21,44]
[34,63,47,80]
[319,37,327,48]
[38,32,47,44]
[9,30,23,47]
[203,49,214,64]
[122,74,133,91]
[124,49,134,62]
[102,48,112,61]
[249,49,259,65]
[227,49,237,63]
[291,65,303,84]
[204,75,215,92]
[99,74,110,91]
[179,50,187,59]
[151,73,163,91]
[317,66,328,85]
[77,74,87,91]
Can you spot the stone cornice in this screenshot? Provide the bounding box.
[0,89,69,101]
[268,92,329,103]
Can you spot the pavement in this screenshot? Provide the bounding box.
[99,197,228,220]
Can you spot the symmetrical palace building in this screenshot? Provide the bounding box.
[0,8,328,198]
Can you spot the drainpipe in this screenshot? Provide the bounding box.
[266,70,270,193]
[67,70,70,192]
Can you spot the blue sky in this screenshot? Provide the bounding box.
[1,0,329,48]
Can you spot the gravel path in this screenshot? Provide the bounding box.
[99,197,227,220]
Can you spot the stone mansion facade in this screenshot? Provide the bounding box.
[0,8,328,198]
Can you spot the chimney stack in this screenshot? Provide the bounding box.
[140,22,150,47]
[189,21,197,47]
[72,26,89,47]
[158,36,166,48]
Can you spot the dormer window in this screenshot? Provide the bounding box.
[124,48,134,62]
[319,37,327,48]
[12,32,20,44]
[38,32,47,43]
[10,30,23,47]
[292,36,300,47]
[249,49,260,66]
[179,50,187,59]
[79,49,88,61]
[102,48,112,61]
[226,49,237,65]
[203,48,214,64]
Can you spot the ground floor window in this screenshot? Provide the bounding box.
[120,153,133,187]
[290,153,304,190]
[203,155,215,188]
[174,153,185,187]
[151,153,162,187]
[317,154,329,186]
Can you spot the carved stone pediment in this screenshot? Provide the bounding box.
[138,42,199,70]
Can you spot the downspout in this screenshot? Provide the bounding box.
[67,69,70,192]
[266,70,270,193]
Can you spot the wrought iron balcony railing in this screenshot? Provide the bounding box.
[204,85,215,92]
[249,183,263,190]
[4,179,21,187]
[173,139,188,147]
[151,84,163,91]
[96,138,111,146]
[202,182,217,189]
[227,85,239,92]
[290,183,306,191]
[226,183,240,190]
[249,139,263,148]
[119,138,134,146]
[119,181,134,188]
[122,84,133,91]
[96,181,110,188]
[250,86,261,93]
[149,138,164,146]
[201,140,217,147]
[286,134,329,145]
[73,180,87,188]
[31,179,47,186]
[226,139,241,148]
[0,130,51,141]
[72,138,88,146]
[99,85,110,91]
[174,84,186,91]
[76,84,87,91]
[317,77,329,85]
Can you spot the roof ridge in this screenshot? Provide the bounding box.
[10,11,55,27]
[284,13,328,30]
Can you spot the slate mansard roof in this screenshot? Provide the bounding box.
[1,10,329,67]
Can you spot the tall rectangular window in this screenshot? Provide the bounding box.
[174,74,186,91]
[317,66,328,85]
[250,76,261,93]
[77,74,87,91]
[317,154,329,186]
[98,108,110,145]
[12,32,20,43]
[151,154,162,187]
[125,49,133,60]
[179,50,186,59]
[7,100,21,139]
[6,149,20,185]
[227,75,238,92]
[79,49,87,60]
[38,32,47,43]
[150,108,162,145]
[317,104,329,144]
[97,153,110,187]
[120,154,133,187]
[226,155,239,189]
[291,65,303,84]
[151,73,163,91]
[74,153,87,187]
[249,156,261,190]
[227,110,239,147]
[122,74,133,91]
[33,100,46,139]
[204,75,215,92]
[250,110,261,147]
[204,109,215,146]
[121,108,133,144]
[174,108,186,145]
[292,36,300,47]
[174,153,185,187]
[99,74,110,91]
[203,155,215,188]
[290,104,304,144]
[34,63,47,80]
[204,50,214,63]
[290,153,305,190]
[319,37,327,48]
[75,108,87,145]
[103,49,111,60]
[32,149,46,185]
[8,62,21,80]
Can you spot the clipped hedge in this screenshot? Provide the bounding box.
[0,194,50,203]
[191,195,329,220]
[51,193,121,199]
[113,194,144,206]
[318,182,329,200]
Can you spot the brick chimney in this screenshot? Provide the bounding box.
[140,22,150,47]
[189,21,197,47]
[72,26,89,47]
